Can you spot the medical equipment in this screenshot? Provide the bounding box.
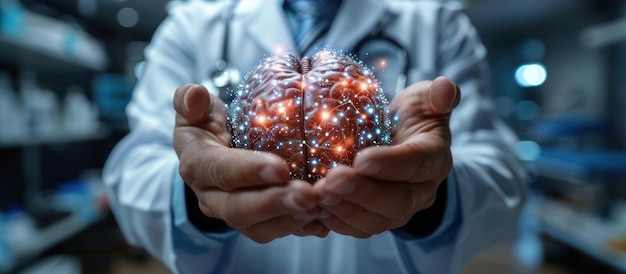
[206,1,410,101]
[207,0,242,103]
[353,20,409,97]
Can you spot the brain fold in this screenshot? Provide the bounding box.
[229,50,391,183]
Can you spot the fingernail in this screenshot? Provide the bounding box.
[431,78,457,113]
[260,166,282,183]
[292,212,313,220]
[445,86,458,113]
[283,192,306,211]
[320,195,341,206]
[183,85,195,112]
[319,210,332,219]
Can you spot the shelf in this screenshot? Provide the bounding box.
[5,209,110,273]
[537,197,626,272]
[0,124,109,148]
[529,147,626,184]
[0,5,108,72]
[1,176,110,273]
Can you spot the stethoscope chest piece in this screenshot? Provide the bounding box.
[209,60,241,103]
[355,37,408,98]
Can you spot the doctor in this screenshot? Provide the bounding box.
[103,0,527,273]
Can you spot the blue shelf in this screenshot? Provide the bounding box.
[530,147,626,183]
[0,124,109,148]
[0,5,108,72]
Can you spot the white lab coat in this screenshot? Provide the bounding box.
[103,0,527,273]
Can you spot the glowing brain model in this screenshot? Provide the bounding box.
[228,50,392,183]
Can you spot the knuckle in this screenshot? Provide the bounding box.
[221,209,245,229]
[404,143,432,183]
[219,199,246,229]
[178,164,195,185]
[198,202,217,218]
[417,190,438,211]
[200,156,231,190]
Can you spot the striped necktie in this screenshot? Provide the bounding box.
[285,0,333,56]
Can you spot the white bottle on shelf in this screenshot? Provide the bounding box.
[62,86,98,136]
[19,71,61,139]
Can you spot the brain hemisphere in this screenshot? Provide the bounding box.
[229,50,391,183]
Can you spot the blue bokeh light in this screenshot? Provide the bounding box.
[515,63,547,87]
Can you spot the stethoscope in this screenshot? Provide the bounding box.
[207,1,410,102]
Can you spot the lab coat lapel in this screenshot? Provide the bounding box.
[242,0,297,55]
[325,0,390,52]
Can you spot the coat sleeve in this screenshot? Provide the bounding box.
[391,3,528,273]
[102,3,238,273]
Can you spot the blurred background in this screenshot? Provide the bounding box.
[0,0,625,273]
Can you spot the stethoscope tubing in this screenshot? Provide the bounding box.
[210,1,410,100]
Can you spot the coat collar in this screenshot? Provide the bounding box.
[238,0,393,56]
[325,0,391,53]
[239,0,297,55]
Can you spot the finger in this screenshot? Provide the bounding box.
[243,214,315,244]
[298,220,328,236]
[352,139,452,183]
[317,210,372,239]
[315,226,331,238]
[390,80,431,116]
[430,76,461,114]
[319,198,393,235]
[390,77,461,125]
[197,180,318,228]
[315,166,437,218]
[179,145,290,190]
[174,84,216,126]
[173,84,230,145]
[293,221,331,238]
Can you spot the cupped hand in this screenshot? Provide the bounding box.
[313,76,461,238]
[173,84,328,243]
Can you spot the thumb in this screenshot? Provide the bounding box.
[429,76,461,114]
[174,84,213,126]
